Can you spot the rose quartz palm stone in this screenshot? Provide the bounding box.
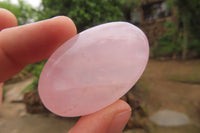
[38,22,149,117]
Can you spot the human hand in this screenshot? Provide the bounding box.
[0,8,131,133]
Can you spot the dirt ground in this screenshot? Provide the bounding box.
[139,60,200,120]
[1,59,200,133]
[130,59,200,133]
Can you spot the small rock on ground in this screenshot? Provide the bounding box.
[149,110,190,127]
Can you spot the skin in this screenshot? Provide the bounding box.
[0,8,131,133]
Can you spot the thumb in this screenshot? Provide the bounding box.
[68,100,131,133]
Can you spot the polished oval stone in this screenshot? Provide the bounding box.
[38,22,149,117]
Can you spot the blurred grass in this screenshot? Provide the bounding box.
[167,73,200,84]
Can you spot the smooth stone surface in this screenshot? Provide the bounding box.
[149,110,191,127]
[38,22,149,117]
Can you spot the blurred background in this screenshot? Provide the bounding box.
[0,0,200,133]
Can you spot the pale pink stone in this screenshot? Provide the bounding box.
[38,22,149,117]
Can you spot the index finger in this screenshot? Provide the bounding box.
[0,8,18,30]
[0,16,77,82]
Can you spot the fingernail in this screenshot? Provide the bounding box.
[108,111,131,133]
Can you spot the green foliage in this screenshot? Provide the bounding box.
[152,0,200,58]
[188,39,200,53]
[0,0,37,25]
[120,0,141,22]
[40,0,125,31]
[152,20,182,57]
[29,61,46,78]
[166,0,200,58]
[167,0,200,35]
[22,78,38,93]
[23,61,45,92]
